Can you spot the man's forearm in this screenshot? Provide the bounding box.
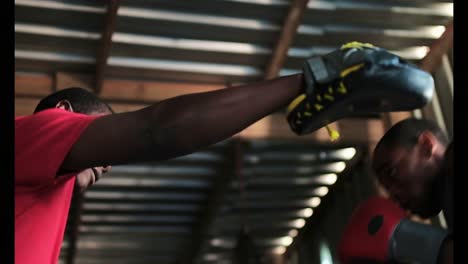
[147,74,304,158]
[61,74,305,170]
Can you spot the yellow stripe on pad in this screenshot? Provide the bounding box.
[340,63,365,78]
[287,94,306,113]
[341,41,375,50]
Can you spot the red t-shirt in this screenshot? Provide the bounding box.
[15,109,100,264]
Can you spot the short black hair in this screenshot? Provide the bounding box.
[375,118,449,153]
[34,87,114,114]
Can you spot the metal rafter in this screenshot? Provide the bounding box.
[419,19,453,73]
[264,0,310,80]
[66,193,85,264]
[178,139,243,264]
[95,0,120,94]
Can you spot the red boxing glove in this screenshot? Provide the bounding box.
[338,196,406,263]
[338,196,449,264]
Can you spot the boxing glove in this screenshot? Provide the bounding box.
[338,196,449,264]
[287,42,434,136]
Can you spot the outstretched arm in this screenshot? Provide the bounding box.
[60,74,304,172]
[62,42,435,172]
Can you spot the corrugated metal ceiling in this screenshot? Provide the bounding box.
[15,0,453,84]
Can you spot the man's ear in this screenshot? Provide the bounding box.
[55,100,74,112]
[417,131,437,159]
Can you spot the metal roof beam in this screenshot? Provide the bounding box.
[419,19,453,72]
[179,140,243,264]
[95,0,120,94]
[66,193,84,264]
[265,0,310,79]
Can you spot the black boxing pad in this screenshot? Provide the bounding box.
[287,42,435,135]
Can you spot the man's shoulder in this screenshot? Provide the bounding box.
[15,109,98,145]
[16,109,76,120]
[15,109,88,128]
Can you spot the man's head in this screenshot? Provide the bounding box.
[34,87,114,115]
[35,87,114,192]
[372,118,449,218]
